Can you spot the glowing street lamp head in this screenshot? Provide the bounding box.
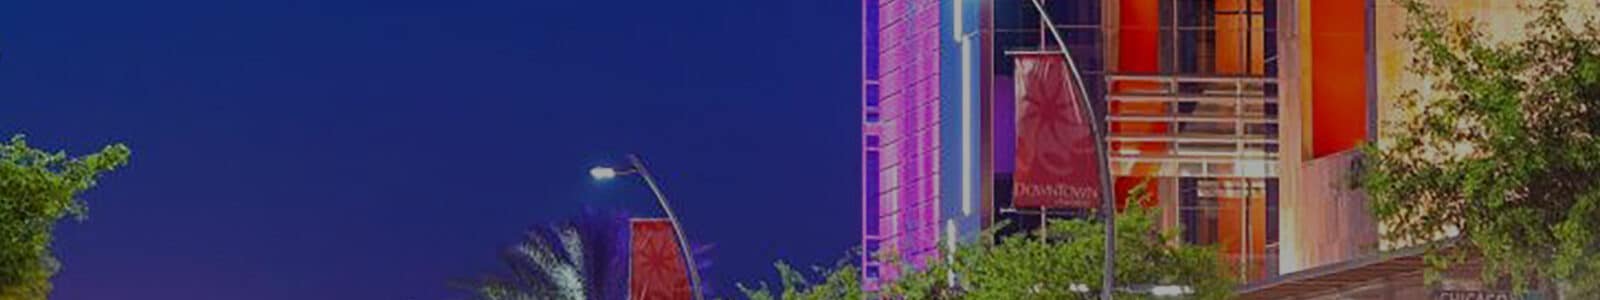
[589,167,618,180]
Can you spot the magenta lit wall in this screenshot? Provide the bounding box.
[862,0,942,289]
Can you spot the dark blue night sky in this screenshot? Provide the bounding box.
[0,0,858,299]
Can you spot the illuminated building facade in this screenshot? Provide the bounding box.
[860,0,983,289]
[863,0,1595,296]
[985,0,1284,284]
[1246,0,1600,298]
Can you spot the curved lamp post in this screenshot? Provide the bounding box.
[1025,0,1119,298]
[590,154,704,300]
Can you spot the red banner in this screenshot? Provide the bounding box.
[629,219,691,300]
[1012,53,1102,209]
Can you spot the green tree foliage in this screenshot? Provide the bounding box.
[736,256,862,300]
[883,208,1234,299]
[0,135,129,299]
[744,186,1233,300]
[1359,0,1600,296]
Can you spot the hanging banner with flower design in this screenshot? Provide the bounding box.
[1012,53,1101,209]
[629,218,691,300]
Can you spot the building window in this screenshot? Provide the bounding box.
[1180,177,1277,281]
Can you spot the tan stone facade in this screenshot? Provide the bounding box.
[1258,1,1599,298]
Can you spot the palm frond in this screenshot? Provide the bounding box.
[465,208,629,300]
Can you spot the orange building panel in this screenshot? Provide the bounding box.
[1309,0,1369,157]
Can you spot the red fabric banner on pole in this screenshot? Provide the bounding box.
[1012,53,1101,209]
[629,218,691,300]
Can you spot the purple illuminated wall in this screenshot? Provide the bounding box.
[863,0,942,289]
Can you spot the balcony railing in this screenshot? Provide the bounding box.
[1105,74,1278,178]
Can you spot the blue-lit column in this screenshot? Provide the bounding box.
[940,0,984,258]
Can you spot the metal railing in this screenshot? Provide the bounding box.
[1105,74,1278,178]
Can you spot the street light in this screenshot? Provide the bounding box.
[1025,1,1119,299]
[591,154,704,300]
[589,167,619,180]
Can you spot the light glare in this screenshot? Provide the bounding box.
[1069,284,1090,293]
[1149,285,1192,296]
[589,167,617,180]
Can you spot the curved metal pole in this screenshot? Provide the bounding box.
[1023,1,1118,299]
[628,154,704,300]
